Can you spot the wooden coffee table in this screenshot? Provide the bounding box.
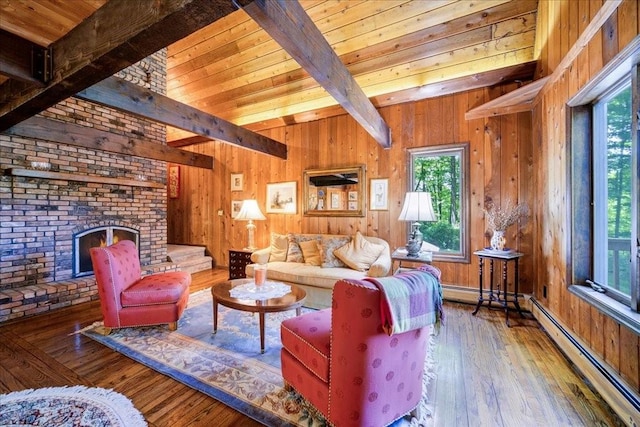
[211,279,306,353]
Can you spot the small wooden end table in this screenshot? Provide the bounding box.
[472,249,524,326]
[211,279,306,353]
[391,248,432,273]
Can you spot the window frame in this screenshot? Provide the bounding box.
[407,143,470,263]
[568,35,640,325]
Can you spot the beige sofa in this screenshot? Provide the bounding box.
[245,232,391,308]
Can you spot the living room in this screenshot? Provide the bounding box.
[0,0,639,426]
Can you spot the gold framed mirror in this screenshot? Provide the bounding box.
[303,165,366,217]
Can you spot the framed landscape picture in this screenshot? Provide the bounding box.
[266,181,297,214]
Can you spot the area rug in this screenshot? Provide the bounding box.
[0,385,147,427]
[81,289,435,426]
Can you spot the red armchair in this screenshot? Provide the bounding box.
[90,240,191,334]
[281,273,441,426]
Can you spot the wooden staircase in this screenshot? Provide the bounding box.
[167,244,213,274]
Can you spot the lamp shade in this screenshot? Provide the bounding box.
[235,199,266,221]
[398,192,436,222]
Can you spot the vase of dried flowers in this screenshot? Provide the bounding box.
[489,230,506,251]
[484,200,528,251]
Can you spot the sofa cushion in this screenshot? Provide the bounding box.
[286,234,304,263]
[260,261,368,289]
[299,239,321,266]
[269,233,289,262]
[319,235,350,268]
[281,309,331,382]
[334,231,385,272]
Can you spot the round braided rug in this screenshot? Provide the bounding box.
[0,386,146,427]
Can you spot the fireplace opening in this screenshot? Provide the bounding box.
[74,226,140,277]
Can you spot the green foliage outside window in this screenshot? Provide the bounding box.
[412,152,462,252]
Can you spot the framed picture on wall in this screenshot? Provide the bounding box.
[231,173,243,191]
[168,165,180,199]
[370,178,388,210]
[231,200,243,218]
[266,181,297,214]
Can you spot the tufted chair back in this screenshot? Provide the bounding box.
[281,277,434,426]
[90,239,191,333]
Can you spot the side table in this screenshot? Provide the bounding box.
[391,248,432,273]
[229,249,253,279]
[472,249,524,327]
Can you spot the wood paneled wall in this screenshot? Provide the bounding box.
[532,0,640,395]
[167,86,534,295]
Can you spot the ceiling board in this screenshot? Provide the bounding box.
[0,0,540,143]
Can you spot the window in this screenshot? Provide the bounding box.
[408,143,469,262]
[593,82,634,305]
[569,42,639,317]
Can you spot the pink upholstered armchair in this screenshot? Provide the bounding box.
[281,273,441,426]
[90,240,191,334]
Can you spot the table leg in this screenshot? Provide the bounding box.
[502,259,510,327]
[212,298,218,334]
[472,257,484,315]
[513,259,524,318]
[488,259,495,308]
[259,312,265,354]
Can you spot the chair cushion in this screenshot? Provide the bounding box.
[281,309,331,382]
[121,272,191,307]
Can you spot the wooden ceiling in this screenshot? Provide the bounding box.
[0,0,539,145]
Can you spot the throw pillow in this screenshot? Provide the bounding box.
[268,233,289,262]
[299,239,321,266]
[286,234,304,263]
[319,235,351,268]
[334,231,385,271]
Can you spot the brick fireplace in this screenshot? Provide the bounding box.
[0,51,172,322]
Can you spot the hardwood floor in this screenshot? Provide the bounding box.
[0,269,623,426]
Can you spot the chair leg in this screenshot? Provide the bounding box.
[168,321,178,331]
[96,326,112,336]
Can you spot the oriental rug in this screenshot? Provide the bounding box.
[81,289,434,426]
[0,385,147,427]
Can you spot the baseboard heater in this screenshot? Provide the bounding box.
[530,297,640,420]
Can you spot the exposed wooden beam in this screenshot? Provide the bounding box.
[0,0,237,131]
[4,117,213,169]
[465,77,549,120]
[236,0,391,149]
[75,77,287,159]
[0,29,51,86]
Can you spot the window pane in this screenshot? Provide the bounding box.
[408,144,469,262]
[596,84,633,296]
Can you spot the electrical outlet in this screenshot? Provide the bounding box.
[217,209,223,216]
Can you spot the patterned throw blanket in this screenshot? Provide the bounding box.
[365,266,444,336]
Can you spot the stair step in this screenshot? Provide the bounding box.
[167,244,212,274]
[167,244,206,262]
[178,257,213,274]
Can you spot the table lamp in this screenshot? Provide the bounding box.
[234,199,266,251]
[398,192,436,257]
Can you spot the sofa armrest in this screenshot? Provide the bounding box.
[251,247,270,264]
[367,249,391,277]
